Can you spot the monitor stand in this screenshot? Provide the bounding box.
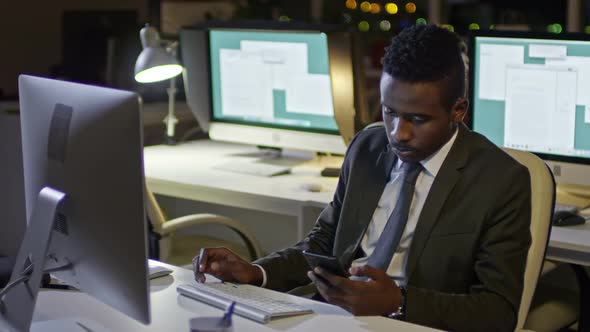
[0,187,65,332]
[214,147,317,177]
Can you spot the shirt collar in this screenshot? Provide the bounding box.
[394,128,459,178]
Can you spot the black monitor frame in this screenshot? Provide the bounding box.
[180,21,366,144]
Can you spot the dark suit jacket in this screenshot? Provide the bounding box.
[254,124,532,332]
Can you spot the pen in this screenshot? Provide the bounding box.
[194,248,205,283]
[218,301,236,328]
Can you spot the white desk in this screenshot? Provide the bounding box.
[144,140,342,239]
[144,140,590,331]
[33,262,440,332]
[546,221,590,266]
[145,140,590,259]
[546,211,590,332]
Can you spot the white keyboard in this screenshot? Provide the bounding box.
[177,283,313,323]
[214,161,291,177]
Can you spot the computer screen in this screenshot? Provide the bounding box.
[470,31,590,189]
[181,23,360,155]
[1,75,150,331]
[209,29,338,134]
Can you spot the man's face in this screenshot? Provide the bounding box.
[380,72,467,163]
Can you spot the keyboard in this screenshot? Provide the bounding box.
[177,283,313,323]
[555,203,578,214]
[214,161,291,177]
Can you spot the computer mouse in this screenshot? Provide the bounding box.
[552,211,586,227]
[301,182,323,193]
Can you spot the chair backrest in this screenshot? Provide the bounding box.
[143,182,264,262]
[502,148,555,330]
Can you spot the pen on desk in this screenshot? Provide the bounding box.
[218,301,236,328]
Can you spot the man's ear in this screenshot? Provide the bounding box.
[451,97,468,123]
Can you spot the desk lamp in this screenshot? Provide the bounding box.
[134,24,184,144]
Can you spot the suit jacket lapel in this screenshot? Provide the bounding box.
[336,145,397,264]
[405,125,471,280]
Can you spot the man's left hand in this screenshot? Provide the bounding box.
[307,265,403,316]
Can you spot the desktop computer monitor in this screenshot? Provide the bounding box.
[0,75,150,331]
[180,23,361,155]
[469,31,590,205]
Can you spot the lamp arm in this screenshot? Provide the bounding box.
[164,76,179,143]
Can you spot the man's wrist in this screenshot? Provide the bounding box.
[387,286,406,320]
[251,264,267,287]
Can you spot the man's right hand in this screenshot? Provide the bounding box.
[194,247,263,286]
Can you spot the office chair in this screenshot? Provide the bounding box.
[524,260,580,332]
[145,185,264,267]
[500,148,556,332]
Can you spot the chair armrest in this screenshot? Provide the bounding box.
[160,213,264,260]
[161,213,233,234]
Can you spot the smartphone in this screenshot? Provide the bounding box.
[302,251,349,277]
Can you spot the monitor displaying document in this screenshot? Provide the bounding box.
[470,31,590,187]
[210,29,338,134]
[181,24,361,155]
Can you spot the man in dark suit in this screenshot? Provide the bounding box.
[195,25,531,332]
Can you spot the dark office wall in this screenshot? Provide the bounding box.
[0,0,148,98]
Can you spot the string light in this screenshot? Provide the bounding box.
[585,26,590,34]
[380,20,392,31]
[468,23,480,30]
[547,23,563,34]
[405,2,416,14]
[360,1,371,12]
[358,20,370,32]
[385,3,398,14]
[370,3,381,14]
[343,13,352,23]
[441,24,454,32]
[345,0,357,10]
[399,19,412,29]
[416,17,427,25]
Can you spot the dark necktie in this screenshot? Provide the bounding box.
[367,161,423,271]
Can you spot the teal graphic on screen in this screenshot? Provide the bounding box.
[472,36,590,159]
[209,29,339,133]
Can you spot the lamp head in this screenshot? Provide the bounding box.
[134,25,183,83]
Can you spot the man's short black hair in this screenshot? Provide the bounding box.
[382,24,466,109]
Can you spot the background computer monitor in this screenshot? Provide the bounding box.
[469,31,590,206]
[0,109,26,259]
[5,75,150,330]
[180,23,362,155]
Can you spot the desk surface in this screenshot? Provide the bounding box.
[547,217,590,266]
[144,140,342,214]
[145,140,590,266]
[33,262,440,332]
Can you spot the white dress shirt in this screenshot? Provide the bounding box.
[351,129,458,286]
